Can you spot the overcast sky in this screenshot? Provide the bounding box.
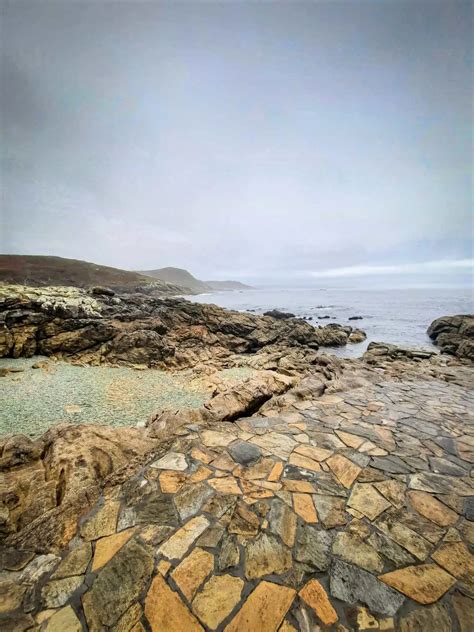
[1,1,472,284]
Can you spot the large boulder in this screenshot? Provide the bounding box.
[427,315,474,361]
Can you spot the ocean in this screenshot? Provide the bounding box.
[185,287,474,358]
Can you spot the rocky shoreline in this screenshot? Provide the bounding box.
[0,285,473,632]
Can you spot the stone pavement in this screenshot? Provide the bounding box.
[1,375,473,631]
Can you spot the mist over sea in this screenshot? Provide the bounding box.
[186,287,474,358]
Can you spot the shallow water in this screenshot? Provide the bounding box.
[0,358,255,437]
[185,287,474,358]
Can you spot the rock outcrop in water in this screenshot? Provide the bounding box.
[428,314,474,361]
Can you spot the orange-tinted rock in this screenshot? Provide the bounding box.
[380,564,456,604]
[144,574,203,632]
[299,579,338,625]
[224,581,296,632]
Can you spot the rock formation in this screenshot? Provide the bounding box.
[0,285,366,369]
[428,314,474,360]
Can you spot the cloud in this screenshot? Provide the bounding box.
[1,1,472,283]
[309,259,474,279]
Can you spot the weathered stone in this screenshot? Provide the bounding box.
[201,430,234,448]
[192,574,244,629]
[251,433,297,459]
[44,606,82,632]
[81,500,120,541]
[327,454,361,488]
[113,602,142,632]
[144,574,203,632]
[375,515,432,560]
[159,515,210,560]
[196,523,225,548]
[288,453,322,472]
[330,559,405,616]
[208,477,241,495]
[0,548,34,572]
[347,483,391,520]
[224,581,296,632]
[367,531,416,567]
[82,539,153,627]
[228,502,260,536]
[228,440,262,465]
[409,472,473,496]
[245,532,292,579]
[268,499,297,547]
[380,564,456,604]
[452,591,474,632]
[293,493,318,523]
[299,579,338,625]
[52,540,92,578]
[150,452,188,471]
[174,482,214,521]
[398,603,452,632]
[333,531,384,573]
[294,524,332,570]
[0,580,26,613]
[20,554,60,584]
[171,547,214,601]
[92,528,136,571]
[294,444,333,462]
[42,575,83,608]
[432,541,474,591]
[313,495,348,528]
[407,490,458,526]
[159,471,186,493]
[217,535,240,571]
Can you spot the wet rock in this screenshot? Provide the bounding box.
[330,559,405,616]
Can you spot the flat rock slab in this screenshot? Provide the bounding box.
[330,559,405,616]
[228,440,262,465]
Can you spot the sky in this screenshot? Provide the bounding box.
[1,0,473,286]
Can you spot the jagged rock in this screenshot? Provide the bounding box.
[263,310,296,320]
[428,315,474,360]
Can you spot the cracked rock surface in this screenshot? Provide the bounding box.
[1,359,473,631]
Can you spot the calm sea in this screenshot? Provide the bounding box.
[185,287,474,358]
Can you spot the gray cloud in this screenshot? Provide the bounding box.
[1,1,472,284]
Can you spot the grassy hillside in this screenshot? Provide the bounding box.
[140,267,253,292]
[0,255,186,294]
[206,280,252,290]
[139,267,210,293]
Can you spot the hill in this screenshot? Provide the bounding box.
[0,255,187,294]
[139,267,210,293]
[139,267,252,293]
[206,280,252,291]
